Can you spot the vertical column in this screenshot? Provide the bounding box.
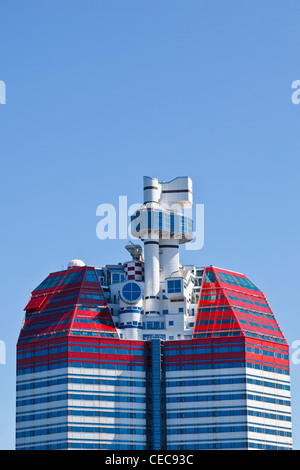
[144,236,160,298]
[145,339,166,450]
[143,177,161,314]
[143,176,160,204]
[159,239,180,280]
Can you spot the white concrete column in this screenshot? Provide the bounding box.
[144,236,160,298]
[143,176,160,204]
[159,239,179,280]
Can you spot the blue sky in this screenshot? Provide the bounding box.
[0,0,300,449]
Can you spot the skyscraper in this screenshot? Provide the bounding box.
[16,177,292,450]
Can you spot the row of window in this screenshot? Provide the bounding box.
[166,361,289,375]
[168,408,291,422]
[18,346,68,360]
[80,293,103,300]
[216,272,260,291]
[27,305,109,325]
[243,330,286,344]
[167,392,290,407]
[25,314,113,333]
[248,443,292,450]
[248,426,291,437]
[247,361,289,374]
[201,294,225,301]
[143,334,167,341]
[167,392,247,403]
[132,210,193,236]
[233,306,274,320]
[246,346,288,360]
[18,362,289,382]
[195,317,236,326]
[70,345,144,355]
[17,407,147,422]
[169,353,289,374]
[16,371,290,394]
[194,330,242,338]
[247,393,291,406]
[168,442,289,450]
[167,345,244,355]
[17,375,145,392]
[167,425,247,435]
[48,294,78,305]
[70,330,117,338]
[17,443,146,450]
[17,361,145,375]
[197,305,274,323]
[16,407,292,427]
[25,306,70,320]
[16,438,291,451]
[17,391,146,407]
[238,318,281,333]
[18,330,68,343]
[18,344,289,365]
[229,295,270,310]
[17,424,146,439]
[143,322,165,330]
[197,307,230,313]
[74,317,114,327]
[34,274,64,291]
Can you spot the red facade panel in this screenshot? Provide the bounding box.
[193,267,287,348]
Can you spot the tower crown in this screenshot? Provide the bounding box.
[131,176,193,243]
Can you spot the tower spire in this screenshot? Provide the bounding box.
[131,176,193,315]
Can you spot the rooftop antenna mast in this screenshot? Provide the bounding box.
[125,241,144,262]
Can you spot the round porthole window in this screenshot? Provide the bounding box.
[121,282,142,303]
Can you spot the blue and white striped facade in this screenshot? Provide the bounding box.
[16,343,292,450]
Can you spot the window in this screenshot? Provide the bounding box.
[169,321,174,326]
[61,270,84,285]
[34,274,64,291]
[121,282,142,303]
[85,270,98,283]
[217,272,239,286]
[204,271,217,283]
[167,279,182,294]
[112,273,121,284]
[234,275,259,291]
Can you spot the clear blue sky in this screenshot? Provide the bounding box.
[0,0,299,450]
